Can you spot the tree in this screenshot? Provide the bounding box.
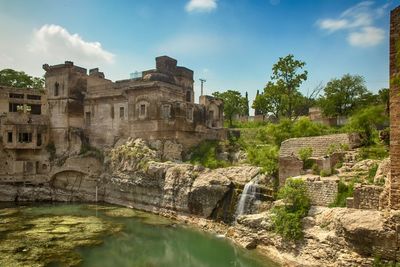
[244,92,249,116]
[271,54,308,119]
[318,74,369,117]
[252,81,285,118]
[0,69,44,89]
[212,90,247,127]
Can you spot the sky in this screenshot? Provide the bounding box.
[0,0,398,114]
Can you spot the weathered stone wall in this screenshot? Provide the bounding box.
[278,156,303,185]
[280,133,359,158]
[349,184,384,210]
[390,6,400,209]
[302,176,338,206]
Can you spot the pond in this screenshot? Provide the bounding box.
[0,203,278,267]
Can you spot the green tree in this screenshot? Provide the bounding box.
[244,91,249,116]
[318,74,369,117]
[0,69,44,89]
[213,90,247,127]
[271,54,308,119]
[345,105,388,146]
[252,81,285,118]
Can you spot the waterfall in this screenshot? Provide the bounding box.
[235,178,259,218]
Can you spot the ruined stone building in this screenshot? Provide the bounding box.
[0,56,225,180]
[0,86,49,183]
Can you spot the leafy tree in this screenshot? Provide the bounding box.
[318,74,369,117]
[345,105,388,146]
[213,90,247,127]
[0,68,44,89]
[271,54,308,119]
[252,54,308,120]
[252,82,285,118]
[378,88,389,114]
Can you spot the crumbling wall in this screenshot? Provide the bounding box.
[303,176,338,206]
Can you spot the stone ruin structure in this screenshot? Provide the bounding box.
[43,55,225,155]
[0,56,226,181]
[390,6,400,210]
[278,133,360,185]
[0,86,49,184]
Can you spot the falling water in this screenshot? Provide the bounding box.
[235,178,259,218]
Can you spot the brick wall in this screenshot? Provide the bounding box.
[390,6,400,209]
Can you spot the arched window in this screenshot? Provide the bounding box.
[54,82,59,96]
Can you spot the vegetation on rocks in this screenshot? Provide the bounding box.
[272,178,310,240]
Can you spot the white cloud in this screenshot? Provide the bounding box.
[316,1,389,47]
[347,26,385,47]
[28,24,115,64]
[318,19,349,32]
[185,0,217,13]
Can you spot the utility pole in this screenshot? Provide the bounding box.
[199,78,206,96]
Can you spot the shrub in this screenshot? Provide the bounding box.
[367,163,379,184]
[189,140,229,169]
[291,117,329,138]
[329,180,354,207]
[298,147,313,169]
[272,178,310,240]
[320,169,332,177]
[79,143,104,162]
[359,144,389,160]
[246,144,279,175]
[312,163,320,175]
[345,105,388,146]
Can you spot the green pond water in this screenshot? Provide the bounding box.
[0,203,278,267]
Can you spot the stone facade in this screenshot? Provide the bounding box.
[390,6,400,209]
[43,56,226,156]
[347,184,384,210]
[0,86,49,183]
[294,175,339,206]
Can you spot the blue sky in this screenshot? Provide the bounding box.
[0,0,398,114]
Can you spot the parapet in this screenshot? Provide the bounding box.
[42,61,87,75]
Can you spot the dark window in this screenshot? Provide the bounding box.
[120,106,125,119]
[111,106,114,119]
[30,104,41,115]
[140,104,146,116]
[85,112,91,126]
[37,133,42,146]
[7,132,12,143]
[9,93,24,99]
[18,132,32,143]
[27,95,41,100]
[187,107,193,121]
[9,103,18,112]
[186,91,191,102]
[54,82,59,96]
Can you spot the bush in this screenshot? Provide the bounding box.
[291,117,329,138]
[345,105,388,146]
[298,147,313,169]
[312,163,320,175]
[189,140,229,169]
[320,169,332,177]
[246,144,278,175]
[79,143,104,162]
[368,163,379,184]
[359,144,389,160]
[329,180,354,207]
[272,178,310,240]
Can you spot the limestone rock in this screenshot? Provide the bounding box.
[374,158,390,184]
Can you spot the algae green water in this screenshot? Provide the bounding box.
[0,203,278,267]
